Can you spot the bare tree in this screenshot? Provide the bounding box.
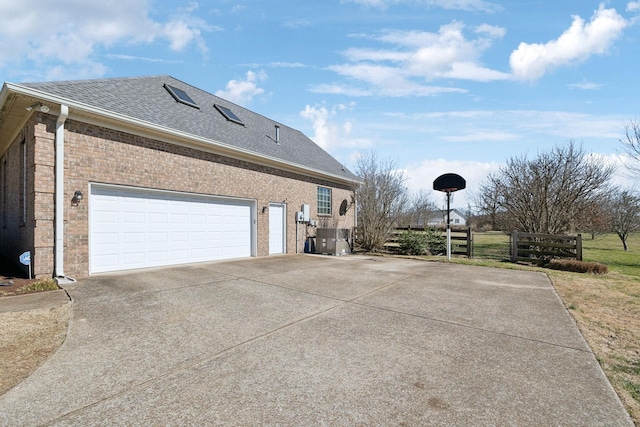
[620,120,640,177]
[398,189,437,227]
[481,141,615,235]
[355,152,409,251]
[608,189,640,251]
[575,197,610,239]
[471,176,504,230]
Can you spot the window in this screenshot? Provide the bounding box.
[164,84,199,109]
[317,187,331,215]
[214,104,244,125]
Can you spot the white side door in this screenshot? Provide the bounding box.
[268,203,285,255]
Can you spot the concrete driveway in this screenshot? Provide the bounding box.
[0,255,632,426]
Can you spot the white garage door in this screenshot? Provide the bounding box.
[90,185,254,274]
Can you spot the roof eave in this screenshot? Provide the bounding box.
[4,82,359,187]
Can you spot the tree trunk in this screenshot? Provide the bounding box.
[618,232,629,251]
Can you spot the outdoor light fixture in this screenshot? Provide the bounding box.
[26,102,50,113]
[71,191,83,206]
[262,206,268,213]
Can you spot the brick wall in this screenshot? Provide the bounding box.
[28,116,355,278]
[0,117,40,276]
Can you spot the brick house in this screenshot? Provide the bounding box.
[0,76,358,280]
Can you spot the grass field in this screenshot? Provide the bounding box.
[469,232,640,424]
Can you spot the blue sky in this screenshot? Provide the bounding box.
[1,0,638,208]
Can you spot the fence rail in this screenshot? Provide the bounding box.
[386,226,472,257]
[510,231,582,262]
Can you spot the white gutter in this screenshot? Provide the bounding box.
[55,104,75,284]
[5,83,358,187]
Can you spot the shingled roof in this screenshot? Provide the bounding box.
[12,75,357,184]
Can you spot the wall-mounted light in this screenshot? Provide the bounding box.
[262,206,268,213]
[71,191,83,206]
[26,102,50,113]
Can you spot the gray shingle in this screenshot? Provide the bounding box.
[21,75,356,182]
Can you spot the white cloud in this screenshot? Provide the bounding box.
[403,158,502,208]
[443,130,519,143]
[0,0,213,80]
[299,102,373,151]
[215,70,267,106]
[506,110,622,140]
[401,153,634,209]
[510,5,627,81]
[475,24,506,38]
[309,83,373,97]
[105,54,182,64]
[343,0,501,12]
[283,19,313,29]
[319,21,508,96]
[269,62,309,68]
[163,19,208,54]
[584,153,638,190]
[627,2,640,12]
[567,81,603,90]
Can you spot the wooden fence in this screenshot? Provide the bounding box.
[510,231,582,263]
[386,227,472,257]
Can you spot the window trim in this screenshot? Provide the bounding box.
[317,186,332,216]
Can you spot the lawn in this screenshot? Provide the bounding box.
[469,231,640,424]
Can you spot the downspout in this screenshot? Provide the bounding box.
[54,104,75,284]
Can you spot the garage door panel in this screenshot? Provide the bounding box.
[148,250,169,263]
[192,214,206,224]
[93,232,119,245]
[170,249,189,261]
[148,213,168,225]
[171,213,189,225]
[94,210,119,224]
[90,186,254,273]
[148,232,168,243]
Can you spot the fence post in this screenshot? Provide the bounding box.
[511,230,518,262]
[576,234,583,261]
[466,227,472,257]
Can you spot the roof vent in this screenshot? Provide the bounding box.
[275,125,280,144]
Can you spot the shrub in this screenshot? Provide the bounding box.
[398,229,446,256]
[545,259,608,274]
[425,228,446,255]
[398,230,428,255]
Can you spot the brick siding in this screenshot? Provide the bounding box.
[4,114,355,278]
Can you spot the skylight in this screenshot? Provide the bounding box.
[164,84,199,109]
[214,104,244,125]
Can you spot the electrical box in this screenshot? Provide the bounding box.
[296,211,304,222]
[301,204,310,222]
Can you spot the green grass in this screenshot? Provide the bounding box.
[582,233,640,277]
[471,231,511,261]
[17,278,59,294]
[471,231,640,277]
